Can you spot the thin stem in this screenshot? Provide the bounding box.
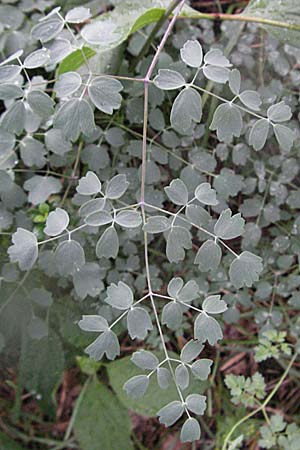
[109,294,150,329]
[177,11,300,33]
[13,168,75,179]
[60,141,84,206]
[192,83,270,122]
[58,13,91,74]
[90,73,145,83]
[130,0,183,71]
[112,121,216,178]
[37,224,87,246]
[139,0,189,417]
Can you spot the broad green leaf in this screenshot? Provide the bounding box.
[73,378,133,450]
[164,178,189,205]
[124,375,149,398]
[76,356,101,376]
[194,240,222,272]
[194,313,223,345]
[88,77,123,114]
[44,208,69,236]
[249,118,269,151]
[166,226,192,263]
[157,401,184,426]
[195,182,218,205]
[153,69,185,90]
[21,332,64,412]
[210,103,243,143]
[229,251,263,288]
[58,47,96,75]
[214,208,245,240]
[131,350,159,370]
[54,98,95,141]
[180,418,201,442]
[202,295,227,314]
[96,226,119,259]
[105,281,133,310]
[85,330,120,361]
[54,240,85,276]
[170,87,202,134]
[180,40,203,67]
[77,171,102,195]
[127,307,153,339]
[8,228,38,271]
